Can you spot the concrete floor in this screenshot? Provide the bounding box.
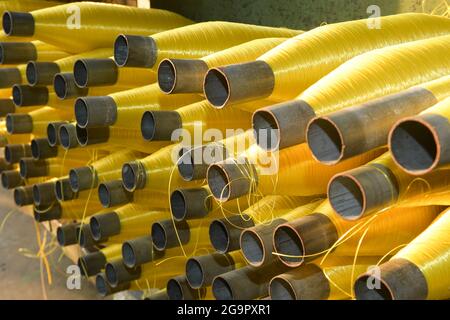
[0,189,100,300]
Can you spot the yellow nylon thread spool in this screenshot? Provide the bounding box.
[328,152,450,220]
[158,37,287,94]
[7,106,72,137]
[124,144,203,195]
[322,201,440,257]
[73,57,157,88]
[0,63,26,87]
[30,41,69,62]
[253,34,450,152]
[75,83,202,129]
[0,40,69,66]
[271,256,378,300]
[306,75,450,166]
[4,2,193,53]
[102,210,169,241]
[273,200,440,269]
[298,35,450,117]
[388,208,450,300]
[116,21,301,68]
[205,13,450,109]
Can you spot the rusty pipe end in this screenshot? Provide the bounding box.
[158,58,208,94]
[98,180,133,208]
[170,187,212,221]
[253,100,316,151]
[328,165,399,220]
[114,34,156,68]
[354,258,427,300]
[203,61,274,109]
[389,114,450,175]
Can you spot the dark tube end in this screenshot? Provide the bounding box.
[307,117,344,165]
[209,215,254,253]
[0,99,16,117]
[26,61,60,86]
[241,220,288,267]
[78,224,98,249]
[114,34,157,68]
[122,236,156,268]
[4,143,32,164]
[253,100,316,151]
[179,144,228,181]
[75,96,117,128]
[19,158,48,178]
[1,170,23,189]
[158,59,208,94]
[389,114,450,175]
[212,276,233,300]
[69,166,96,192]
[207,160,255,201]
[31,138,58,159]
[0,68,21,88]
[122,161,146,192]
[240,230,265,266]
[2,12,35,37]
[0,42,36,65]
[98,180,133,208]
[6,114,32,133]
[270,264,329,300]
[33,182,56,206]
[269,277,296,300]
[47,122,68,146]
[14,186,33,206]
[105,259,141,288]
[53,73,88,99]
[59,124,79,149]
[76,125,110,147]
[56,223,80,246]
[273,214,338,267]
[74,59,118,88]
[170,188,212,221]
[354,258,428,300]
[186,253,235,289]
[151,219,190,251]
[12,84,48,107]
[55,178,76,201]
[141,110,182,141]
[328,165,399,220]
[328,175,365,220]
[185,259,204,289]
[78,252,107,277]
[96,273,130,297]
[204,61,274,109]
[89,212,121,241]
[167,275,205,300]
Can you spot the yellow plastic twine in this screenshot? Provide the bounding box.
[116,21,301,68]
[390,207,450,299]
[5,2,193,53]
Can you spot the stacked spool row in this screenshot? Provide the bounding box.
[0,0,449,300]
